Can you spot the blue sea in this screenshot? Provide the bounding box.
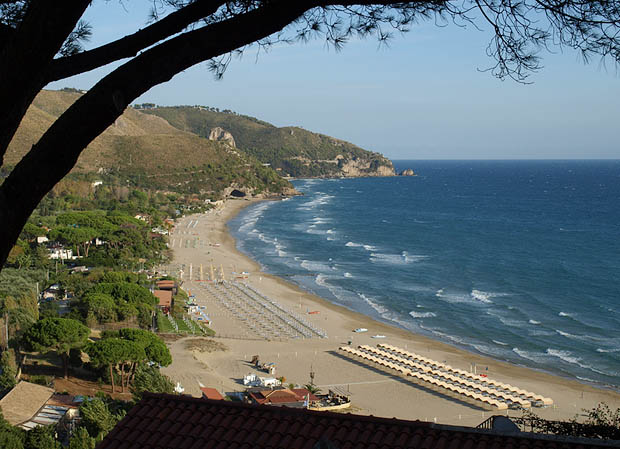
[229,160,620,390]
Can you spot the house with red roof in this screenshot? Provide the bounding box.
[247,388,318,407]
[153,289,173,314]
[200,387,224,401]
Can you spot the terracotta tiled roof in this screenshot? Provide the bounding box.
[200,387,224,401]
[153,289,173,307]
[156,280,176,290]
[97,393,613,449]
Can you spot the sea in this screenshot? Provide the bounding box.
[229,160,620,390]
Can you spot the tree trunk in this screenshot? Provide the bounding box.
[129,362,138,387]
[0,1,91,163]
[121,363,126,393]
[109,363,115,393]
[0,1,314,269]
[62,352,69,379]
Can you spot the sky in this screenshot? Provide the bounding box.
[47,1,620,160]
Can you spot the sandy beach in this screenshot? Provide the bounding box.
[160,198,620,428]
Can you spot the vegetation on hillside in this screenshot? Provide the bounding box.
[6,91,292,199]
[143,105,394,178]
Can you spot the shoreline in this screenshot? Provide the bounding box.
[161,197,620,427]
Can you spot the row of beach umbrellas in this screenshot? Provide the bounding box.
[377,343,552,406]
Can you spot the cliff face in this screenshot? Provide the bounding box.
[339,157,395,177]
[208,127,236,147]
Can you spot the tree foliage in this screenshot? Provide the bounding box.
[78,397,125,440]
[85,328,169,393]
[517,403,620,440]
[21,318,90,378]
[1,1,620,271]
[131,364,175,401]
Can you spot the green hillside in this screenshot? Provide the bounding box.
[141,106,395,178]
[6,90,292,199]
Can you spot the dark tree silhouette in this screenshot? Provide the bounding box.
[1,1,620,270]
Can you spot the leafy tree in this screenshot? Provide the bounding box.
[518,403,620,440]
[91,282,157,307]
[131,364,175,401]
[1,1,620,271]
[85,338,145,393]
[0,410,25,449]
[68,427,95,449]
[107,328,172,367]
[21,318,90,378]
[78,398,124,440]
[304,383,321,395]
[23,425,61,449]
[0,350,17,391]
[80,292,117,323]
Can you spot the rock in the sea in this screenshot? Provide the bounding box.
[399,168,416,176]
[208,127,236,147]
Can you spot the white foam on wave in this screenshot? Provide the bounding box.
[311,217,330,224]
[301,259,332,272]
[409,311,437,319]
[471,290,494,304]
[435,289,492,306]
[370,251,423,265]
[345,241,377,251]
[528,329,556,337]
[597,348,620,353]
[493,340,509,346]
[431,329,466,345]
[315,273,328,288]
[343,272,353,278]
[486,311,521,328]
[471,289,509,303]
[358,293,388,315]
[512,347,545,363]
[298,193,334,210]
[559,311,577,318]
[529,319,541,325]
[556,329,606,343]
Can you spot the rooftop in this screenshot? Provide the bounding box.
[153,289,173,307]
[199,387,224,401]
[97,393,616,449]
[0,381,54,426]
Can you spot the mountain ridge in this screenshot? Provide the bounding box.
[139,105,396,178]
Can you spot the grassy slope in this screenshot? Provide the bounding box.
[6,91,291,197]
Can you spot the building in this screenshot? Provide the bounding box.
[0,381,80,431]
[199,387,224,401]
[48,245,75,260]
[247,388,318,407]
[153,290,173,314]
[97,393,617,449]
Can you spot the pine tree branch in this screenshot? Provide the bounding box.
[46,0,228,82]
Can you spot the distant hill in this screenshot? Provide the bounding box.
[140,105,395,178]
[6,90,293,199]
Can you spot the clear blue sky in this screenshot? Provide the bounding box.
[47,1,620,160]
